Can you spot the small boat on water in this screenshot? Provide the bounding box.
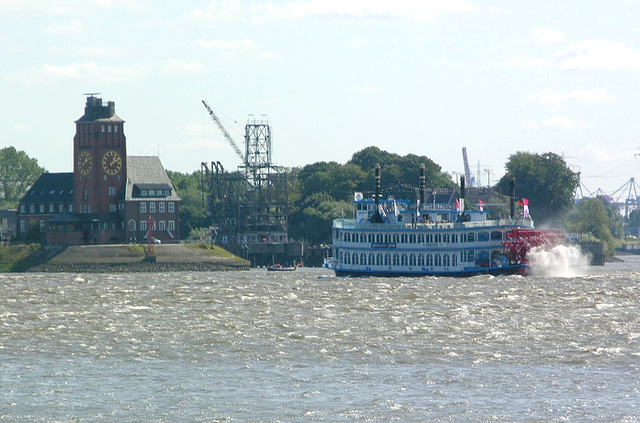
[267,264,297,272]
[326,164,564,278]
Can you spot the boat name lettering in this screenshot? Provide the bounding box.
[371,242,396,248]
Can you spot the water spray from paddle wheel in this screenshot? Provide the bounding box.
[503,229,566,266]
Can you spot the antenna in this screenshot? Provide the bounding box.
[83,92,101,96]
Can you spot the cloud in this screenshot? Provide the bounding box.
[43,20,84,35]
[267,0,476,20]
[531,28,564,44]
[529,88,613,108]
[557,40,640,70]
[506,55,551,68]
[524,115,589,129]
[6,62,147,84]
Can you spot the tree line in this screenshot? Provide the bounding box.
[0,145,634,255]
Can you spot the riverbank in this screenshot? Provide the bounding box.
[0,243,250,273]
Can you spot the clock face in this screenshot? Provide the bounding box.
[77,151,92,175]
[102,151,122,175]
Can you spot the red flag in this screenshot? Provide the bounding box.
[478,200,484,211]
[520,198,530,217]
[455,199,460,213]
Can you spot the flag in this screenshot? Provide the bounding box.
[478,200,484,211]
[455,199,460,213]
[519,198,530,217]
[354,192,363,201]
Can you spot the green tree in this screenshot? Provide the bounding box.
[564,197,621,255]
[167,170,208,238]
[0,147,45,208]
[496,152,579,224]
[288,192,351,245]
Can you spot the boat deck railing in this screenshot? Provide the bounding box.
[333,217,534,231]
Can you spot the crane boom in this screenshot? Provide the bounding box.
[462,147,473,187]
[202,100,245,163]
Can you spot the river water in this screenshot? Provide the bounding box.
[1,254,639,422]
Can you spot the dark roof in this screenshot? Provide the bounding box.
[125,156,181,201]
[21,173,74,205]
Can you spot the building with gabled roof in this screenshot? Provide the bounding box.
[17,96,181,245]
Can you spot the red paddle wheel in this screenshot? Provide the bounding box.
[503,229,565,265]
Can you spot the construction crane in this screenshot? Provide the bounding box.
[202,100,245,165]
[462,147,474,187]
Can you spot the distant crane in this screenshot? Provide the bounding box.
[202,100,245,165]
[462,147,474,187]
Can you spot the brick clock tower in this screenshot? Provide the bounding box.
[73,95,127,226]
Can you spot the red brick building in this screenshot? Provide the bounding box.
[17,96,181,245]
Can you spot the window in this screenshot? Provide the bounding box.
[140,220,147,231]
[20,220,26,233]
[159,202,165,213]
[109,187,116,196]
[109,204,116,212]
[128,220,136,232]
[59,204,64,212]
[149,202,156,213]
[49,205,55,212]
[68,204,73,212]
[108,125,112,133]
[39,220,45,232]
[158,220,166,231]
[39,205,44,213]
[149,190,156,196]
[140,202,147,213]
[115,125,119,133]
[20,204,25,213]
[168,202,175,213]
[141,190,148,197]
[30,205,35,213]
[101,124,105,133]
[83,188,89,201]
[168,220,175,231]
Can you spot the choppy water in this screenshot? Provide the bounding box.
[2,255,640,422]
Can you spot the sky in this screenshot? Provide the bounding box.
[2,0,640,201]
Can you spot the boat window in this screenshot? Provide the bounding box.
[393,233,399,244]
[443,233,450,243]
[401,253,408,266]
[426,253,433,266]
[376,253,383,266]
[368,253,374,265]
[452,254,458,267]
[409,254,416,266]
[392,253,399,266]
[338,251,343,263]
[478,232,490,242]
[376,233,382,243]
[417,254,424,266]
[344,253,350,264]
[409,234,416,243]
[467,250,474,262]
[435,253,442,267]
[435,233,442,243]
[352,252,358,264]
[451,233,457,243]
[418,233,424,243]
[491,231,503,240]
[460,233,466,243]
[360,233,366,243]
[384,253,391,266]
[384,234,390,243]
[467,232,475,242]
[443,254,450,267]
[401,233,407,244]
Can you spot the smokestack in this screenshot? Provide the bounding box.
[371,164,384,223]
[510,176,515,219]
[460,175,466,201]
[419,164,425,204]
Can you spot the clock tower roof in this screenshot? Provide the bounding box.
[75,95,124,123]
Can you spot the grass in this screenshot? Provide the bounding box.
[0,244,52,272]
[184,243,246,261]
